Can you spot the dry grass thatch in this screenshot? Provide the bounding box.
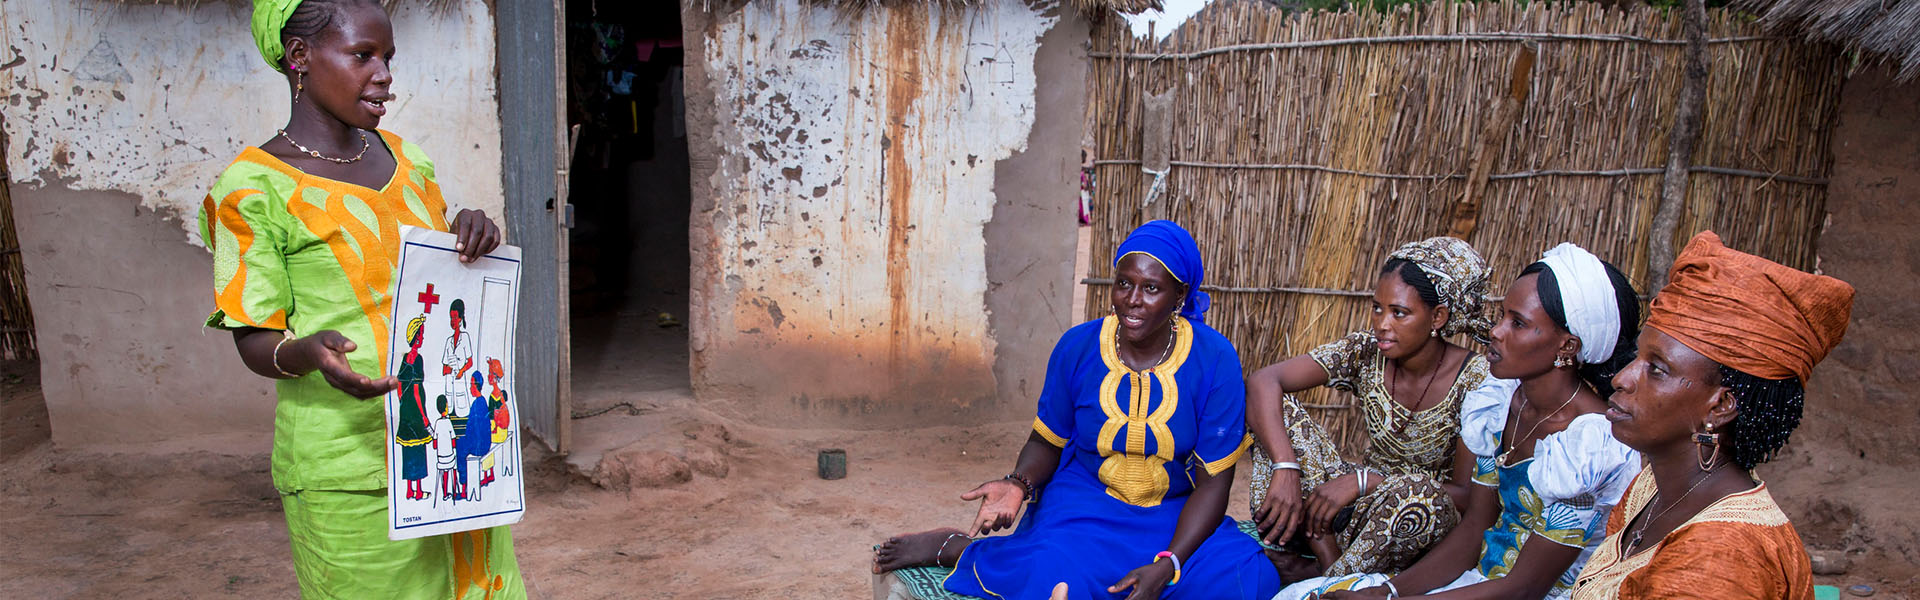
[1735,0,1920,82]
[1083,1,1844,451]
[795,0,1164,14]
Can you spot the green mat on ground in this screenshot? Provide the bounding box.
[890,520,1271,600]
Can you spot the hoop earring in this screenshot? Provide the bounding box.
[293,70,304,103]
[1694,423,1721,471]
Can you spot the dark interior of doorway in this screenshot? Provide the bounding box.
[564,1,691,408]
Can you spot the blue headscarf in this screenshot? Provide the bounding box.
[1114,220,1211,323]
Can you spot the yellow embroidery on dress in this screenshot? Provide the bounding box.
[1032,417,1069,447]
[1202,434,1253,475]
[1093,317,1193,507]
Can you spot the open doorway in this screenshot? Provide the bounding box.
[563,1,691,411]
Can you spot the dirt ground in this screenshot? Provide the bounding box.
[2,355,1915,599]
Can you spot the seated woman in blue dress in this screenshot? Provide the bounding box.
[873,220,1282,600]
[1284,243,1644,600]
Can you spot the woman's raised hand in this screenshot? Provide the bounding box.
[299,330,398,398]
[1256,468,1305,545]
[1304,471,1364,537]
[451,208,502,263]
[960,478,1026,536]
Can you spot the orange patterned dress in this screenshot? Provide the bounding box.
[1572,466,1814,600]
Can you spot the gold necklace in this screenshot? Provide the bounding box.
[1496,382,1579,467]
[1627,462,1722,550]
[278,129,370,164]
[1115,317,1178,372]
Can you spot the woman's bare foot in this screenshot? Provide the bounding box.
[872,528,969,573]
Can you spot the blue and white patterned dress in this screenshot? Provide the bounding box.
[1273,378,1640,600]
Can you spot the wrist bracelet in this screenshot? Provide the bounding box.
[1003,472,1038,504]
[1357,468,1368,494]
[1382,580,1401,599]
[271,330,300,378]
[1154,550,1183,585]
[1270,461,1302,472]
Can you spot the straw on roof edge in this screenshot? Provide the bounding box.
[1734,0,1920,81]
[797,0,1164,15]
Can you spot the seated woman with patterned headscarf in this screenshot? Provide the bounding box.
[1245,237,1497,580]
[1285,243,1645,600]
[1570,231,1853,599]
[872,220,1281,600]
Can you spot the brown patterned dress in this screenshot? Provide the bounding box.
[1250,330,1488,577]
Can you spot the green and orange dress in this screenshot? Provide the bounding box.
[199,130,525,599]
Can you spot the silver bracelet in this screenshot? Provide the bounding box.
[271,330,300,378]
[1382,580,1401,599]
[1270,461,1302,472]
[1356,468,1368,494]
[936,532,970,567]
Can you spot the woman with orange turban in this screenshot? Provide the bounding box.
[1571,231,1854,599]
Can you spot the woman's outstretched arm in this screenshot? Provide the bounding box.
[961,432,1063,536]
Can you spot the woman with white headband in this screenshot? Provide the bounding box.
[1279,243,1642,600]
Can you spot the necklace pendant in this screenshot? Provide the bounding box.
[1629,532,1642,548]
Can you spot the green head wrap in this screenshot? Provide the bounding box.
[252,0,306,71]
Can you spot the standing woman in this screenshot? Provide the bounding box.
[1287,243,1643,600]
[1572,232,1852,599]
[200,1,523,596]
[1247,237,1495,578]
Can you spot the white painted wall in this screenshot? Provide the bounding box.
[2,0,505,238]
[690,0,1059,423]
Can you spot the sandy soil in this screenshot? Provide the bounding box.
[1,359,1913,598]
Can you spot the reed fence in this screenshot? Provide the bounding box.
[0,138,36,361]
[1082,1,1844,450]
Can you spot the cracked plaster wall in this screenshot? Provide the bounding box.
[683,0,1084,427]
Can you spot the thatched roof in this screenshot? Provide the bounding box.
[797,0,1164,15]
[1735,0,1920,81]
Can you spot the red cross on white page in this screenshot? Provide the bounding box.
[418,284,441,313]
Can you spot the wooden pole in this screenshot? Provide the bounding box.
[1449,42,1537,241]
[1649,0,1709,294]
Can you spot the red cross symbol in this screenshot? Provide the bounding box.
[417,284,442,313]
